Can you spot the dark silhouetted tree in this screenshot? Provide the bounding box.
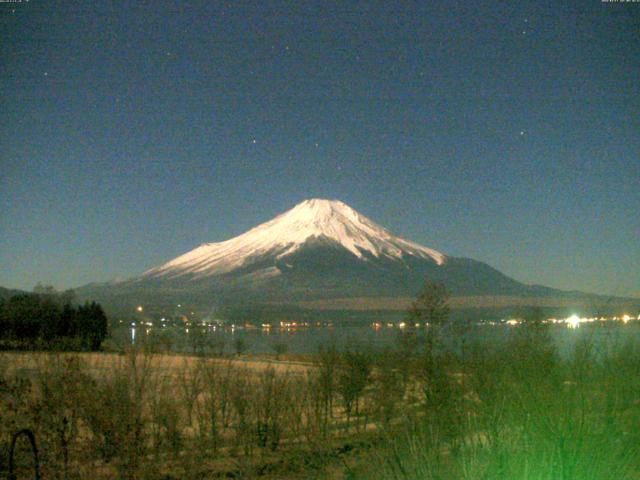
[407,280,450,329]
[0,292,108,350]
[77,302,108,350]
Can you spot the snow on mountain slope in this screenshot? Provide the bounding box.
[143,199,446,279]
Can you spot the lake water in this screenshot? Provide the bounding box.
[124,320,640,357]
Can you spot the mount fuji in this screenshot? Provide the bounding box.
[144,198,446,280]
[78,199,611,316]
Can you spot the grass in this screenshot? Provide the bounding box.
[2,322,640,479]
[352,326,640,480]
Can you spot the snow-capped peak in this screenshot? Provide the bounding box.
[144,199,446,279]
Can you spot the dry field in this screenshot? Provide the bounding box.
[4,325,640,480]
[2,351,313,378]
[1,348,386,479]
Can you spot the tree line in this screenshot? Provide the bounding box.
[0,287,108,350]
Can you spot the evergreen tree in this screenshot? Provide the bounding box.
[0,292,108,351]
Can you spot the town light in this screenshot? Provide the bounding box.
[566,314,580,329]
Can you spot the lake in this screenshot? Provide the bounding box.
[122,318,640,357]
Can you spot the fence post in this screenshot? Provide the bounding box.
[8,428,40,480]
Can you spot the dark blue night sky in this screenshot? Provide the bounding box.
[1,1,638,296]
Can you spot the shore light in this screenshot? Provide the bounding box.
[566,314,580,329]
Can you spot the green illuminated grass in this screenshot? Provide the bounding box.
[353,327,640,479]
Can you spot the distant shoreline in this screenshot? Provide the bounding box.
[293,295,640,311]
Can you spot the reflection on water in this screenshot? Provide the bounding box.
[117,319,640,357]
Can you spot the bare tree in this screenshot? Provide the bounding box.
[407,280,450,352]
[408,280,450,328]
[337,347,372,431]
[176,358,203,426]
[255,367,290,451]
[315,342,339,437]
[371,348,405,428]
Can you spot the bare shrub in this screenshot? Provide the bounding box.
[33,354,90,478]
[195,360,234,454]
[176,358,203,427]
[313,343,339,437]
[254,367,292,451]
[371,348,405,428]
[77,350,155,479]
[337,347,372,431]
[149,373,183,458]
[229,368,254,456]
